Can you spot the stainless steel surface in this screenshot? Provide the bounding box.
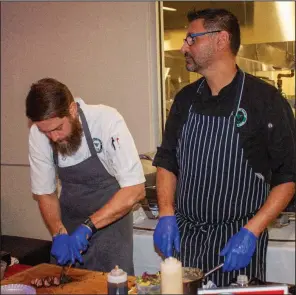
[145,186,157,201]
[141,203,158,220]
[133,225,155,231]
[270,213,295,228]
[183,263,224,295]
[139,154,154,161]
[140,152,157,188]
[237,43,295,70]
[142,185,159,219]
[139,154,159,219]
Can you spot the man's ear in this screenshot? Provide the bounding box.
[217,31,230,51]
[69,101,78,118]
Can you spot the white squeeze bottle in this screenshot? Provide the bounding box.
[160,257,183,294]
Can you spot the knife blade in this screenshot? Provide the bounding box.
[60,264,73,284]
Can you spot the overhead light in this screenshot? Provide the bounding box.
[275,2,295,41]
[163,6,177,12]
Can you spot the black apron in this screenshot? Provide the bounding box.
[175,70,269,287]
[53,104,134,275]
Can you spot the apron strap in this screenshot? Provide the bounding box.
[196,78,206,95]
[189,78,206,113]
[53,151,58,165]
[76,103,97,157]
[192,70,246,118]
[231,69,246,116]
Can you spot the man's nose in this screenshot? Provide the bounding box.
[180,42,188,55]
[50,131,59,142]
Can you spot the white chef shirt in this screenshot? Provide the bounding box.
[29,98,145,195]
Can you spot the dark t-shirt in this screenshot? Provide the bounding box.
[153,70,296,187]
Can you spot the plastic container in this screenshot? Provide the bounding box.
[107,265,128,295]
[148,204,159,218]
[237,274,248,287]
[136,283,161,294]
[1,260,7,280]
[1,284,36,294]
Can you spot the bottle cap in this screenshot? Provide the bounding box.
[107,265,127,284]
[237,274,248,285]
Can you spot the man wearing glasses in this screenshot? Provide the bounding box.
[153,8,295,286]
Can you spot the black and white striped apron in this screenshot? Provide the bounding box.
[175,70,269,287]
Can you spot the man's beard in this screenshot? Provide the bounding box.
[50,116,83,157]
[185,53,200,72]
[184,45,215,73]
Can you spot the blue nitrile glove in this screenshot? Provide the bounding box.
[220,227,257,272]
[153,216,180,258]
[51,234,73,265]
[70,225,92,263]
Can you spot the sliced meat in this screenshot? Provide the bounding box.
[43,278,51,287]
[53,276,61,286]
[36,279,43,288]
[30,276,62,288]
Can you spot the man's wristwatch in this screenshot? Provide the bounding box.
[83,217,97,234]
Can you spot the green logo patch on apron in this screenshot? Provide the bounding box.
[236,108,247,127]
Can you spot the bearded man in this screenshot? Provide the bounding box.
[26,78,145,274]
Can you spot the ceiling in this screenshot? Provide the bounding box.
[162,1,295,70]
[163,1,254,30]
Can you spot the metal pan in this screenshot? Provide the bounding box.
[183,263,224,295]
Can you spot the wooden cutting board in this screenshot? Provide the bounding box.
[1,263,136,294]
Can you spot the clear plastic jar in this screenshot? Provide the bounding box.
[236,274,249,287]
[107,265,128,295]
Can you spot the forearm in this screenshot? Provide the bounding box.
[156,167,177,216]
[245,182,295,236]
[34,193,67,236]
[90,183,145,229]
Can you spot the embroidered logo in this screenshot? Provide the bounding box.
[92,138,103,153]
[236,108,247,127]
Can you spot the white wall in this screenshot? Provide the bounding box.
[1,2,160,239]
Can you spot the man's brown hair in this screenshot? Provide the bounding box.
[26,78,74,122]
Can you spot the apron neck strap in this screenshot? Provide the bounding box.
[196,78,206,94]
[190,71,245,117]
[190,78,206,112]
[232,69,245,116]
[77,102,97,157]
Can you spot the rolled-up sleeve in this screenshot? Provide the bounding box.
[267,91,296,186]
[29,125,57,195]
[153,93,186,176]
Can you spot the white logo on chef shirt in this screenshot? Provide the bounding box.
[92,138,103,153]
